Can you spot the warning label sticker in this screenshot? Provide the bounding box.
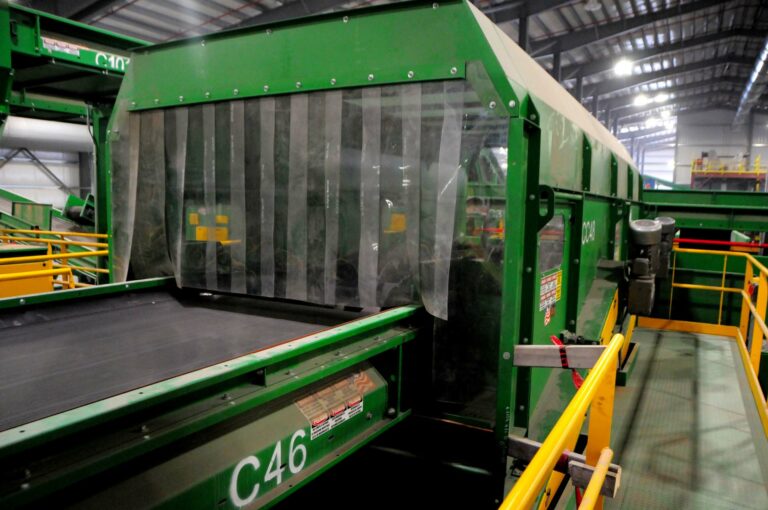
[42,37,82,57]
[295,371,374,440]
[539,270,562,311]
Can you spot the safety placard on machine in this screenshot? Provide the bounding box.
[295,371,374,440]
[539,270,563,311]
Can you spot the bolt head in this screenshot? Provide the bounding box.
[450,66,458,75]
[433,2,439,9]
[368,74,375,81]
[233,88,239,95]
[407,70,415,79]
[330,78,337,85]
[263,85,270,92]
[296,81,302,88]
[178,95,184,102]
[503,351,511,360]
[343,15,349,23]
[489,100,497,109]
[266,29,272,35]
[508,100,516,108]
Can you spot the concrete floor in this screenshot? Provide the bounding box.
[608,328,768,509]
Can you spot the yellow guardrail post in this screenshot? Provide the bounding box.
[578,448,614,510]
[499,334,624,510]
[741,262,754,340]
[753,271,767,370]
[718,255,728,325]
[584,350,617,510]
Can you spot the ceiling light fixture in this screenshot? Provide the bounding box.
[613,59,633,76]
[584,0,603,12]
[654,93,670,103]
[634,94,650,106]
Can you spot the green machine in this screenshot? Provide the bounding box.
[0,1,148,283]
[3,1,764,509]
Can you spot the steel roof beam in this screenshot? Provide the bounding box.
[22,0,121,20]
[528,0,725,57]
[733,34,768,124]
[588,55,753,97]
[235,0,353,28]
[561,28,763,80]
[482,1,575,24]
[602,77,745,111]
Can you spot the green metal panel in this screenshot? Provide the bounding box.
[643,189,768,230]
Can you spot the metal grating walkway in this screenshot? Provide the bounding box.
[608,328,768,509]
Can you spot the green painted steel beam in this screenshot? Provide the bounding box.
[0,276,170,310]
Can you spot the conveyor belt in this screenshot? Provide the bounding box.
[0,289,364,432]
[609,328,768,509]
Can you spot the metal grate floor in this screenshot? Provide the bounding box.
[607,328,768,509]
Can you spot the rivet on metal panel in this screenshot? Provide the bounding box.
[508,100,516,108]
[528,194,535,200]
[263,85,270,92]
[489,100,497,109]
[330,78,337,85]
[518,405,525,411]
[530,113,537,120]
[368,74,375,81]
[573,258,580,264]
[525,267,532,273]
[387,407,397,416]
[343,16,349,23]
[296,81,302,88]
[450,66,457,75]
[19,298,25,305]
[407,70,415,79]
[522,337,529,343]
[503,351,511,360]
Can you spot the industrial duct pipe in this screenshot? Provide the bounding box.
[1,116,94,153]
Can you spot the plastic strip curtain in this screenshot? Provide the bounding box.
[111,81,499,319]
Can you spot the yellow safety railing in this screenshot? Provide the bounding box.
[0,267,75,289]
[0,228,110,293]
[499,333,625,510]
[666,247,768,432]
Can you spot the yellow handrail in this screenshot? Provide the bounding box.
[0,228,108,239]
[499,333,624,510]
[0,235,108,248]
[671,246,768,375]
[0,250,109,265]
[578,448,614,510]
[0,268,75,289]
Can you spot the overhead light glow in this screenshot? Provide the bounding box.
[645,117,661,129]
[614,59,633,77]
[654,93,670,103]
[584,0,602,12]
[660,110,672,119]
[634,94,650,107]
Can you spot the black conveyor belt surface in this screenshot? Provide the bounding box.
[0,289,363,431]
